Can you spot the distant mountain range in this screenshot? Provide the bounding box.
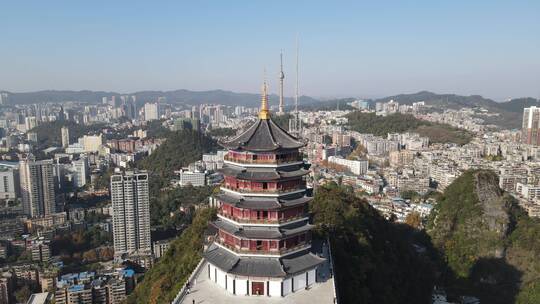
[0,89,319,107]
[1,89,537,129]
[373,91,538,129]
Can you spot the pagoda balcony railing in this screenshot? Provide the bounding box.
[218,212,307,225]
[216,238,310,256]
[224,154,302,165]
[221,184,306,194]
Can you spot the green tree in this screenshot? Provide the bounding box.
[15,285,32,303]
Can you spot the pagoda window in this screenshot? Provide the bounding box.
[256,240,263,251]
[269,240,278,249]
[262,210,268,219]
[241,239,249,248]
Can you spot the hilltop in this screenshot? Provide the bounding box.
[427,169,540,303]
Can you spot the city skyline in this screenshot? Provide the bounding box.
[1,1,539,100]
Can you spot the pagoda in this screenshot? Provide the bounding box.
[204,81,325,297]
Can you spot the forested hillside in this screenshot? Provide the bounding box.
[310,183,435,303]
[127,208,216,304]
[346,112,472,145]
[137,130,218,191]
[428,170,540,303]
[30,121,105,149]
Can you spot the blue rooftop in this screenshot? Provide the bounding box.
[123,269,135,277]
[68,284,85,292]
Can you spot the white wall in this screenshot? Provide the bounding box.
[226,275,235,294]
[216,268,226,289]
[282,278,292,296]
[307,269,316,285]
[293,273,306,291]
[236,278,248,296]
[209,264,216,282]
[269,280,281,297]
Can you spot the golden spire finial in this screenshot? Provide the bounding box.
[259,72,270,119]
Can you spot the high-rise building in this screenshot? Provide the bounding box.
[81,134,102,152]
[27,132,38,143]
[72,157,88,188]
[522,106,540,145]
[0,93,9,105]
[19,156,56,217]
[110,171,151,259]
[0,161,19,201]
[25,116,38,131]
[204,82,325,298]
[144,103,159,121]
[61,126,70,148]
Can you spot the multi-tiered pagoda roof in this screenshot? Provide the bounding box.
[204,82,325,296]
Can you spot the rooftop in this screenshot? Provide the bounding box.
[220,118,304,152]
[26,292,51,304]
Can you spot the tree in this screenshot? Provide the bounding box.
[82,249,98,262]
[405,212,422,229]
[15,285,32,303]
[345,111,472,145]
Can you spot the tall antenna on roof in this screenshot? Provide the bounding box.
[295,36,299,116]
[278,50,285,114]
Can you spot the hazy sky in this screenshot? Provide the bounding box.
[1,1,539,100]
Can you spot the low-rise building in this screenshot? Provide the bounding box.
[327,156,368,175]
[174,169,206,187]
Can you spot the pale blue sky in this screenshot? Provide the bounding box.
[1,1,539,100]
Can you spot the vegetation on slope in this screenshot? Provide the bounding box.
[271,113,293,131]
[30,121,105,149]
[298,98,355,111]
[311,183,435,304]
[427,169,540,303]
[137,130,218,191]
[126,207,216,304]
[150,185,215,228]
[207,127,236,138]
[346,112,472,145]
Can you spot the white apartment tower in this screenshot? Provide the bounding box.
[144,103,159,121]
[61,126,70,148]
[72,157,88,188]
[19,156,56,217]
[110,171,151,258]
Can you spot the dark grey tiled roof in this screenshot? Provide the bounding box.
[215,193,282,210]
[212,219,283,239]
[215,192,312,210]
[282,252,325,275]
[204,243,286,277]
[220,118,304,152]
[220,165,309,181]
[231,257,286,277]
[204,243,325,277]
[212,218,312,239]
[281,222,313,236]
[205,243,239,271]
